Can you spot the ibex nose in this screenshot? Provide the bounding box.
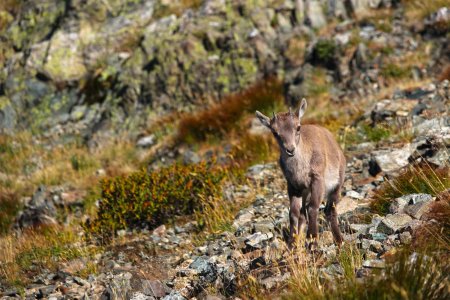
[285,147,295,157]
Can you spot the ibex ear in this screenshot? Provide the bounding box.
[298,98,307,119]
[255,111,271,128]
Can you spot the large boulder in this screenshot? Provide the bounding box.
[14,186,58,229]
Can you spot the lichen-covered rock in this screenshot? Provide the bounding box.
[377,214,413,235]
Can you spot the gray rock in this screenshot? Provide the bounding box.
[189,256,217,283]
[0,97,16,131]
[70,105,87,122]
[390,194,432,214]
[399,231,412,244]
[349,224,370,234]
[137,135,156,148]
[424,7,450,35]
[183,150,201,165]
[130,292,155,300]
[368,232,387,242]
[372,144,415,173]
[404,200,433,220]
[162,291,186,300]
[260,273,290,290]
[142,280,167,298]
[428,148,450,167]
[389,197,409,214]
[38,285,55,298]
[245,232,273,249]
[73,276,90,286]
[369,240,383,253]
[363,259,385,269]
[233,209,254,229]
[253,221,274,234]
[377,214,413,235]
[414,117,450,137]
[346,190,364,200]
[307,1,327,28]
[14,185,58,229]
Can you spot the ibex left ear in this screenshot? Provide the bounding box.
[255,111,271,128]
[298,98,307,119]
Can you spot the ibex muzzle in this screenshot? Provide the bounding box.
[256,99,346,248]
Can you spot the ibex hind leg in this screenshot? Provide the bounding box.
[325,185,344,245]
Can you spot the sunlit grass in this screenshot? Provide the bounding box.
[0,226,100,287]
[371,163,450,215]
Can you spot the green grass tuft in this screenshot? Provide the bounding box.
[381,63,410,79]
[371,164,450,215]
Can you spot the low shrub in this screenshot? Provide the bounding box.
[89,162,228,237]
[177,78,284,143]
[381,62,410,79]
[312,39,338,69]
[363,123,392,142]
[371,164,450,215]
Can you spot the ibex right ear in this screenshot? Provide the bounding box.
[255,111,271,128]
[298,98,307,119]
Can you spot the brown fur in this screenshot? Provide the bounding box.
[256,99,346,248]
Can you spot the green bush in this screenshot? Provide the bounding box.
[381,63,410,79]
[89,162,227,237]
[363,124,392,142]
[315,39,337,62]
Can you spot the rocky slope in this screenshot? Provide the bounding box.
[3,0,446,137]
[2,79,448,300]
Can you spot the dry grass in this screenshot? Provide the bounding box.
[405,0,450,20]
[153,0,203,18]
[0,0,22,15]
[438,64,450,82]
[283,243,449,300]
[413,189,450,252]
[0,225,100,287]
[371,163,450,215]
[0,132,142,236]
[0,188,21,235]
[177,78,284,144]
[284,242,363,300]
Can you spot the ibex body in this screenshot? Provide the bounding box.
[256,99,346,247]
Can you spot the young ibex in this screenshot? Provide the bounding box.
[256,99,345,248]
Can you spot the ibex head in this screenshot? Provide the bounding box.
[255,98,307,157]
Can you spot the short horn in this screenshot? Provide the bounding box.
[272,112,276,119]
[289,107,292,116]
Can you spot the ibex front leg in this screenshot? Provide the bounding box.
[307,177,323,250]
[288,183,306,248]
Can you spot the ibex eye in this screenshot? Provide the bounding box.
[296,126,301,132]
